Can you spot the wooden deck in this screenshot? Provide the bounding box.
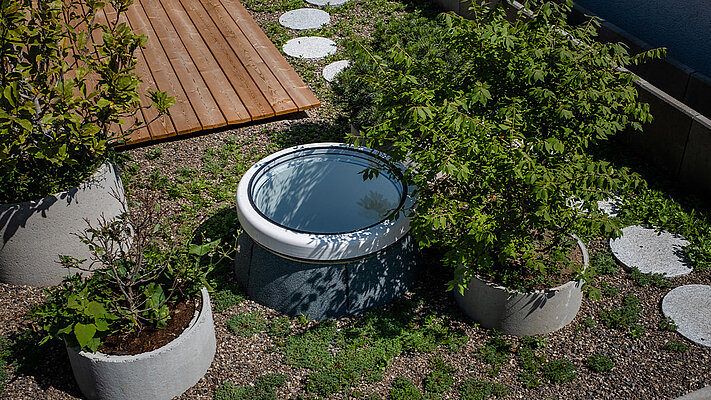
[100,0,320,144]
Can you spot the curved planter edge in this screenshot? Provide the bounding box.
[454,237,589,336]
[66,287,217,400]
[0,162,125,286]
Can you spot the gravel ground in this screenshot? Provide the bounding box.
[2,1,711,399]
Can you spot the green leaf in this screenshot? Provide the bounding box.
[74,323,97,350]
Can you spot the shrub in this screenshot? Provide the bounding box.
[0,0,172,202]
[31,195,211,352]
[335,0,661,292]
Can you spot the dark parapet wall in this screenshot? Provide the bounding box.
[575,0,711,79]
[429,0,711,201]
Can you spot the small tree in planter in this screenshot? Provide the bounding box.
[335,1,661,303]
[31,196,219,399]
[0,0,173,285]
[0,0,172,202]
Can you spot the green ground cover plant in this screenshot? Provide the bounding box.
[478,334,513,376]
[389,377,423,400]
[268,317,292,339]
[662,340,689,353]
[227,312,268,337]
[280,297,467,396]
[598,294,643,337]
[541,359,576,384]
[628,267,672,288]
[459,378,510,400]
[423,354,455,393]
[0,336,9,394]
[214,373,288,400]
[658,317,678,332]
[587,353,615,372]
[335,0,662,293]
[591,252,618,275]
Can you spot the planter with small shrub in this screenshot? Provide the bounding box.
[32,196,216,400]
[0,0,172,285]
[334,0,660,334]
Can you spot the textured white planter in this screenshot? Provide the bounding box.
[66,287,216,400]
[0,162,125,286]
[454,237,589,336]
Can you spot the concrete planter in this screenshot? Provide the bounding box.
[454,237,589,336]
[0,162,125,286]
[66,287,216,400]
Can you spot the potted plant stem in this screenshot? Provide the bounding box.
[31,194,218,400]
[0,0,173,285]
[334,0,661,334]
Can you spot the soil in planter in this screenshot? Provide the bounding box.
[98,299,197,355]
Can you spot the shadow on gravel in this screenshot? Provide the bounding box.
[5,329,83,397]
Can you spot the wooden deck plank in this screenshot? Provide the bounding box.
[94,7,153,143]
[179,0,276,119]
[105,5,174,142]
[138,0,227,131]
[201,0,297,115]
[158,0,251,125]
[99,0,321,144]
[219,0,320,111]
[125,1,201,138]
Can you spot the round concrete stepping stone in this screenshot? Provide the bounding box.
[662,284,711,348]
[322,60,350,82]
[597,198,621,217]
[305,0,349,7]
[609,225,692,277]
[279,8,330,30]
[283,37,337,60]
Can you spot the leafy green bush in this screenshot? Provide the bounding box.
[0,0,172,202]
[335,0,661,292]
[214,374,287,400]
[587,353,614,372]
